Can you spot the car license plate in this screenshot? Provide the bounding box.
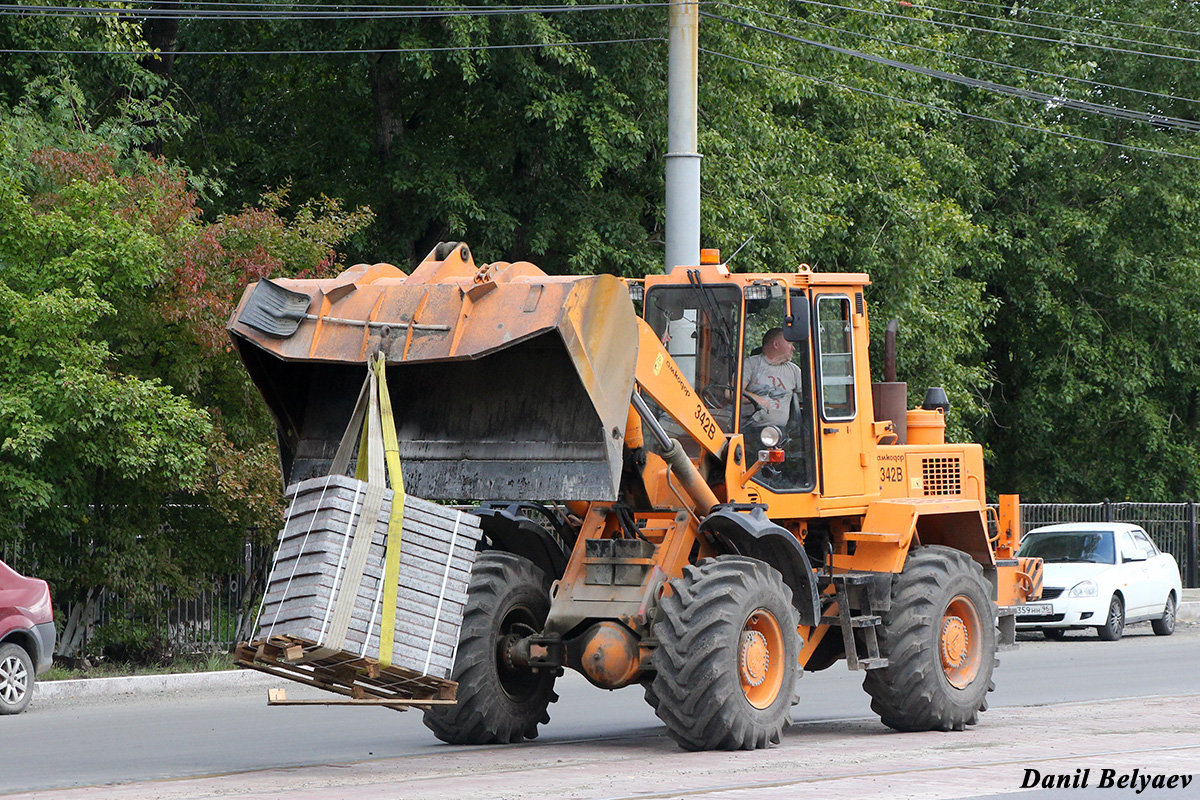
[1015,603,1053,615]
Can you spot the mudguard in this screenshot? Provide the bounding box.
[471,502,573,580]
[699,504,821,626]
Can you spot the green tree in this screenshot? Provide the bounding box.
[941,0,1200,500]
[170,3,666,274]
[0,99,371,654]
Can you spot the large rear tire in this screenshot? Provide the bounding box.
[863,546,996,732]
[423,551,557,744]
[647,556,800,751]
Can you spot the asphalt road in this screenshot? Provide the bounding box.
[2,621,1197,797]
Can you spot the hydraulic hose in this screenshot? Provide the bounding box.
[631,391,719,515]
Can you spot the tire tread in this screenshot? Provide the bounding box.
[422,552,556,744]
[862,546,997,732]
[648,556,799,751]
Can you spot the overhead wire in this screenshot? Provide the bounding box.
[869,0,1200,59]
[0,36,666,55]
[783,0,1200,64]
[8,0,1199,63]
[0,1,671,19]
[915,0,1200,41]
[0,0,669,54]
[698,45,1200,161]
[41,0,1200,40]
[717,2,1200,109]
[702,11,1200,133]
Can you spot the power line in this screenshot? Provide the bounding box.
[703,11,1200,133]
[924,0,1200,42]
[718,3,1200,110]
[785,0,1200,65]
[0,36,665,55]
[62,0,619,5]
[885,0,1200,59]
[0,1,669,19]
[698,46,1200,161]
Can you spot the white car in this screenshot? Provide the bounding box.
[1014,523,1182,641]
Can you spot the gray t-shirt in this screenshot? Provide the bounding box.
[742,354,803,426]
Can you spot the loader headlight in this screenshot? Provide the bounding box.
[758,425,783,448]
[1069,580,1098,598]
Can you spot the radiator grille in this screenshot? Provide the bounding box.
[922,457,962,496]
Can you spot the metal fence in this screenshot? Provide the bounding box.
[1020,502,1199,589]
[2,538,273,658]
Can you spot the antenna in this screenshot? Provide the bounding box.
[724,235,754,267]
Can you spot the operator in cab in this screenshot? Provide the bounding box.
[742,327,803,426]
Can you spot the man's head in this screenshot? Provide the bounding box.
[762,327,794,365]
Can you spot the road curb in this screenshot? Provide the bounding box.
[34,668,278,701]
[1178,599,1200,623]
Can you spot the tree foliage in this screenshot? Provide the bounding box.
[0,96,371,621]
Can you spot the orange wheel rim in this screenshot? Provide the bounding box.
[740,608,785,708]
[941,595,982,689]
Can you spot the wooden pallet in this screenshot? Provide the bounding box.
[235,634,457,712]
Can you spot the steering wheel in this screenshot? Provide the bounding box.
[701,383,761,414]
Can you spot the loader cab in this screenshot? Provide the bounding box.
[641,274,816,493]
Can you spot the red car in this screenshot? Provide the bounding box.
[0,559,55,714]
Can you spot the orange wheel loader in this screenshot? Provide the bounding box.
[228,242,1043,751]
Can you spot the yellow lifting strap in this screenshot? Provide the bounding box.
[373,353,406,668]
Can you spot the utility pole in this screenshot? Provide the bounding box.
[665,0,700,271]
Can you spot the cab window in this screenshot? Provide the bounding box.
[644,283,741,436]
[815,295,856,421]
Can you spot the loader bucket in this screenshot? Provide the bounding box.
[228,245,639,502]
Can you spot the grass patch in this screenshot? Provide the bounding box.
[42,651,237,681]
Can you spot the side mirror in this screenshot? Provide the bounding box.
[783,300,809,343]
[1122,549,1147,563]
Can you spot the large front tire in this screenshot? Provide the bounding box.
[647,556,800,751]
[423,551,557,744]
[863,546,997,732]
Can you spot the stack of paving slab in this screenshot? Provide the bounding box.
[255,474,483,681]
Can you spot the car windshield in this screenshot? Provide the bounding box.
[1018,531,1116,564]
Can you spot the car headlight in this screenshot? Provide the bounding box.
[1069,580,1098,598]
[759,425,783,448]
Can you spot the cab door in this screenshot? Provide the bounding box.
[737,285,816,495]
[814,293,867,498]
